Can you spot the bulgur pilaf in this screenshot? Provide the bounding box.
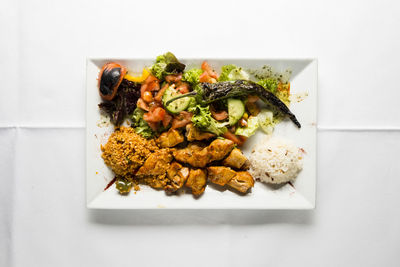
[101,127,158,176]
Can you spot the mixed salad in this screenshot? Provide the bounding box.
[98,52,299,145]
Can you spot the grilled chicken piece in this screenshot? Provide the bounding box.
[186,168,207,196]
[136,149,173,189]
[186,124,215,141]
[136,149,173,177]
[227,171,254,193]
[156,129,184,148]
[173,143,209,168]
[141,174,168,189]
[222,148,249,169]
[176,167,190,187]
[207,139,235,162]
[165,162,189,193]
[173,139,234,168]
[166,161,182,180]
[207,166,237,186]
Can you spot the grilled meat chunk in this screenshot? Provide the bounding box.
[165,162,189,193]
[136,149,173,177]
[186,168,207,196]
[135,149,173,189]
[222,148,249,169]
[227,171,254,193]
[173,139,234,167]
[186,124,215,141]
[173,143,209,167]
[207,139,235,162]
[140,174,168,189]
[166,161,182,180]
[156,129,184,148]
[207,166,237,186]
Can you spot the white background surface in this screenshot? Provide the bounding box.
[1,0,399,266]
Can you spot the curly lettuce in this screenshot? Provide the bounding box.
[150,62,166,80]
[191,105,210,128]
[258,78,290,105]
[150,52,185,80]
[182,68,203,85]
[191,105,228,136]
[186,96,198,111]
[130,108,154,138]
[257,78,278,94]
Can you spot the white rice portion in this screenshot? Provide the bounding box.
[248,137,304,184]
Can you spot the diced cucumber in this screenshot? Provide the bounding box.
[228,98,245,125]
[162,86,191,114]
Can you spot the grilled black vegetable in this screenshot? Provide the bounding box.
[166,80,301,128]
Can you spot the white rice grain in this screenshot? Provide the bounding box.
[248,137,303,184]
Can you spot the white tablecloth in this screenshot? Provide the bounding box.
[1,0,399,266]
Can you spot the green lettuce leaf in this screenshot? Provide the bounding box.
[150,52,185,80]
[257,78,278,94]
[257,109,275,135]
[182,68,203,85]
[191,105,228,135]
[130,108,154,138]
[219,64,249,81]
[235,116,259,137]
[218,65,237,81]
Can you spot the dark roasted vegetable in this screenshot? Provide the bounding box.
[166,80,301,128]
[98,79,141,126]
[98,62,127,101]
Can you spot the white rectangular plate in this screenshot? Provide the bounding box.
[86,58,317,209]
